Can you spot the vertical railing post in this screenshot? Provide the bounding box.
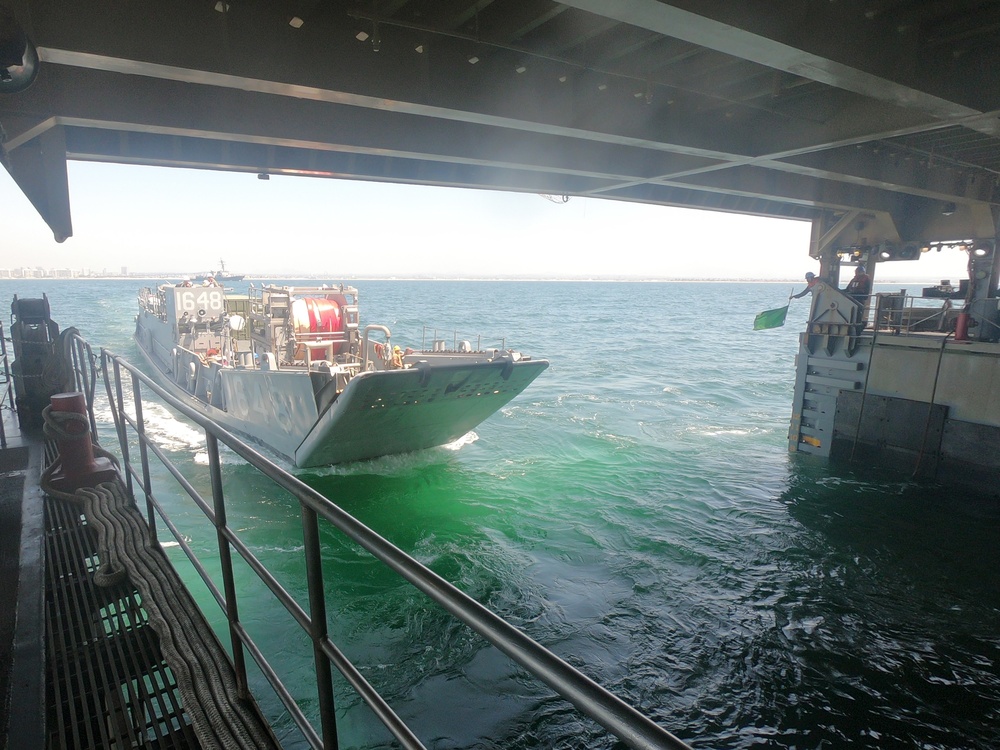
[111,358,134,497]
[131,377,157,543]
[301,505,339,750]
[206,432,250,698]
[0,322,9,448]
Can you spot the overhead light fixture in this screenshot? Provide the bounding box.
[355,30,370,42]
[558,74,568,83]
[597,83,608,91]
[213,1,229,12]
[515,64,527,74]
[0,6,39,94]
[414,44,424,53]
[467,55,479,64]
[257,173,270,181]
[289,16,304,29]
[942,201,957,216]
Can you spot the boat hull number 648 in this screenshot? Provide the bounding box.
[177,289,225,315]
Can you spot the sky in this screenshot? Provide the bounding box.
[1,161,973,283]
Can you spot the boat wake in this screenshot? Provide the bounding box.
[93,391,205,453]
[302,431,479,477]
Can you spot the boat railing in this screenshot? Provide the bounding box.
[138,286,168,321]
[420,326,505,353]
[87,343,692,750]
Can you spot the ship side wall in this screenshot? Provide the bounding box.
[825,336,1000,491]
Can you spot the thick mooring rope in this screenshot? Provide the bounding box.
[40,404,128,587]
[40,415,275,749]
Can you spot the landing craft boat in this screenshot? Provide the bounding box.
[133,282,548,467]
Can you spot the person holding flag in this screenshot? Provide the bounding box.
[753,271,822,330]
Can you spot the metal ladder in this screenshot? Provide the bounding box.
[788,282,871,456]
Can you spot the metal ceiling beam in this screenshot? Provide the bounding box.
[560,0,988,118]
[1,123,72,241]
[656,163,918,215]
[6,63,723,183]
[20,2,944,165]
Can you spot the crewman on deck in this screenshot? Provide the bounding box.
[792,272,821,299]
[390,345,404,369]
[176,276,193,287]
[844,265,872,305]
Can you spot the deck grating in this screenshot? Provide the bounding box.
[44,495,200,749]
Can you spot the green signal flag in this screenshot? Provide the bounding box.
[753,305,789,331]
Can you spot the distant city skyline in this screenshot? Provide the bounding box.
[3,161,972,284]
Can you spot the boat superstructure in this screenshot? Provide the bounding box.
[134,282,547,467]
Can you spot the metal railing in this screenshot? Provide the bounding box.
[0,321,12,447]
[871,292,1000,339]
[87,342,692,750]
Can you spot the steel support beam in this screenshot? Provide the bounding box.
[3,123,72,241]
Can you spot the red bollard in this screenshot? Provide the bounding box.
[955,311,970,341]
[47,392,118,492]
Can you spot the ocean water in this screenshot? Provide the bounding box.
[3,278,999,749]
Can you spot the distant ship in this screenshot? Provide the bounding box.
[194,259,244,284]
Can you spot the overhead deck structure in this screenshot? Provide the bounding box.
[1,0,999,251]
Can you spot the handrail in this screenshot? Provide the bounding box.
[0,321,12,447]
[96,345,693,750]
[872,292,1000,338]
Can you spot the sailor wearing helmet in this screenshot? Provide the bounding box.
[792,271,821,299]
[390,345,404,369]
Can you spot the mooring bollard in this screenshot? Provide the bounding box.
[45,392,117,492]
[955,311,970,341]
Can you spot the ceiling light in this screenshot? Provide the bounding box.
[213,1,229,12]
[597,83,608,91]
[0,7,39,94]
[558,74,568,83]
[414,44,424,53]
[515,64,527,74]
[355,30,370,42]
[468,55,479,64]
[289,16,304,29]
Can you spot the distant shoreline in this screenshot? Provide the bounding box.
[0,275,942,284]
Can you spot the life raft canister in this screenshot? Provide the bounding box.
[291,298,343,334]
